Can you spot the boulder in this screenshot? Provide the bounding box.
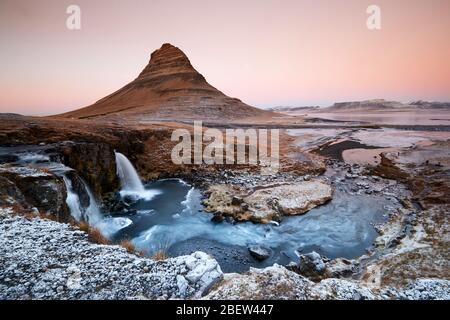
[180,251,223,297]
[248,245,272,261]
[204,264,315,300]
[326,258,356,278]
[295,251,327,280]
[203,181,333,223]
[246,181,332,217]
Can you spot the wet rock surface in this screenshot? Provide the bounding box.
[287,252,357,281]
[248,245,272,261]
[59,142,119,197]
[295,251,327,280]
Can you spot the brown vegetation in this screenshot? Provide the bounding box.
[152,250,169,261]
[86,227,110,245]
[118,239,136,254]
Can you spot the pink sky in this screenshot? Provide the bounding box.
[1,0,449,115]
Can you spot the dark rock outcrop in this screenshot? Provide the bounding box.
[59,142,119,197]
[0,176,26,207]
[0,166,69,220]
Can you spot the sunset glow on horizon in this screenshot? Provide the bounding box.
[1,0,449,115]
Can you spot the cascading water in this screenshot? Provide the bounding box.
[0,145,133,240]
[114,151,160,200]
[62,175,83,221]
[63,173,132,238]
[115,152,145,192]
[80,179,102,225]
[62,174,101,224]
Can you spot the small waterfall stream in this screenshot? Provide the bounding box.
[62,175,83,221]
[62,174,101,224]
[61,152,155,239]
[115,152,145,192]
[62,173,132,238]
[81,179,102,225]
[114,151,160,200]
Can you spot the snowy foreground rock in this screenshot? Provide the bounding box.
[204,265,376,300]
[0,209,222,300]
[0,208,448,300]
[205,265,449,300]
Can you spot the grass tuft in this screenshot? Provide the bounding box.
[118,239,135,253]
[152,250,169,261]
[86,227,110,245]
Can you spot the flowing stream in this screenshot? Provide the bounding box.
[0,145,397,273]
[111,179,391,272]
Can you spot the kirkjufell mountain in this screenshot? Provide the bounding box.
[59,43,272,120]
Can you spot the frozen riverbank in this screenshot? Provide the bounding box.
[0,208,223,300]
[1,208,448,300]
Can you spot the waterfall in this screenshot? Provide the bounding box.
[114,152,145,192]
[114,151,160,200]
[62,174,101,224]
[81,179,102,225]
[63,173,132,238]
[62,175,83,221]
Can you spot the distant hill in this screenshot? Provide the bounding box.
[323,99,405,111]
[56,43,273,121]
[409,100,450,109]
[268,106,320,112]
[321,99,450,112]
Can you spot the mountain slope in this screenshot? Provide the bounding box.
[58,43,272,121]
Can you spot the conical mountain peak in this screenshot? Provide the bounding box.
[138,43,197,79]
[58,43,272,120]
